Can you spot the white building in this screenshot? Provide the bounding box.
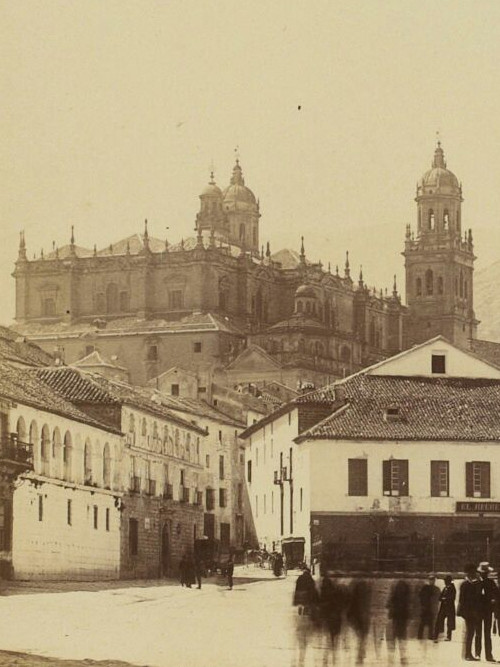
[241,336,500,571]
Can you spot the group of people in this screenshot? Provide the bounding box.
[292,560,500,665]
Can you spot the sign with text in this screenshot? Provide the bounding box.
[456,501,500,513]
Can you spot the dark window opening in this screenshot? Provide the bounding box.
[129,518,139,556]
[383,459,409,496]
[171,384,179,396]
[247,460,252,484]
[193,342,202,353]
[93,505,98,529]
[67,499,72,526]
[348,459,368,496]
[219,488,227,508]
[147,345,158,362]
[431,460,449,497]
[431,354,446,374]
[466,461,490,498]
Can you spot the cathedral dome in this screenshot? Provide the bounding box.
[418,142,460,191]
[200,173,222,197]
[222,160,257,206]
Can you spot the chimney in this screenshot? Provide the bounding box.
[333,384,346,403]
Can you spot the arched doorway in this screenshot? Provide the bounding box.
[161,522,171,577]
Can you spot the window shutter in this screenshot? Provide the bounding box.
[430,461,440,497]
[348,459,368,496]
[482,462,491,498]
[466,462,473,497]
[383,460,391,495]
[400,460,409,496]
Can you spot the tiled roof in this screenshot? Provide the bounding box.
[37,367,206,435]
[297,374,500,442]
[0,363,120,434]
[0,326,54,367]
[470,339,500,370]
[45,245,94,260]
[17,312,244,337]
[150,392,245,428]
[73,350,127,371]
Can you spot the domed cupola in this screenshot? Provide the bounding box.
[195,172,226,238]
[294,284,319,318]
[415,141,463,238]
[223,159,260,253]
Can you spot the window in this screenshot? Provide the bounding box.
[38,495,43,522]
[180,469,185,486]
[206,488,215,510]
[169,290,183,310]
[466,462,490,498]
[93,505,98,529]
[425,269,433,295]
[67,499,72,526]
[431,354,446,374]
[85,345,95,356]
[206,454,210,468]
[247,460,252,483]
[106,508,110,532]
[171,384,179,397]
[193,342,202,353]
[300,488,303,511]
[219,488,227,508]
[431,461,449,497]
[147,345,158,362]
[416,278,422,297]
[42,298,56,317]
[383,459,409,496]
[219,455,225,480]
[129,518,139,555]
[348,459,368,496]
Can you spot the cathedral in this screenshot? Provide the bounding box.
[12,142,478,391]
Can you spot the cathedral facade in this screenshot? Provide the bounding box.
[12,143,476,389]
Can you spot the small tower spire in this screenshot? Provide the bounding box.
[266,241,271,258]
[18,231,27,261]
[432,135,446,169]
[358,265,364,288]
[70,225,76,256]
[344,251,350,279]
[143,219,150,250]
[393,274,398,298]
[299,236,306,264]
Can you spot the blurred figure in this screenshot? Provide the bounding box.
[346,579,372,665]
[292,566,319,667]
[417,574,440,639]
[434,575,456,642]
[387,579,410,666]
[184,553,196,589]
[476,561,498,662]
[226,554,234,590]
[194,557,203,589]
[457,562,482,661]
[318,568,347,665]
[273,551,284,577]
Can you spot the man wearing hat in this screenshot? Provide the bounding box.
[457,563,483,661]
[476,561,499,662]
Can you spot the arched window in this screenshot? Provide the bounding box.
[437,276,444,295]
[369,320,376,346]
[428,209,435,230]
[416,277,422,296]
[128,414,135,445]
[163,425,169,454]
[186,433,191,462]
[443,210,449,231]
[175,429,180,457]
[239,224,245,243]
[141,418,147,437]
[425,269,433,295]
[63,431,72,481]
[106,283,119,313]
[52,427,62,479]
[41,425,50,476]
[297,300,303,313]
[152,422,159,450]
[16,416,26,443]
[29,420,39,472]
[103,443,111,488]
[84,440,92,485]
[460,270,464,298]
[305,302,311,314]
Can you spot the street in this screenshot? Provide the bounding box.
[0,569,485,667]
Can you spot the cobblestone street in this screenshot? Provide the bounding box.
[0,569,482,667]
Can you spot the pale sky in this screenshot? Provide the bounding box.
[2,1,500,324]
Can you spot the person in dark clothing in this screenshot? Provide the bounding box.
[226,555,234,590]
[387,579,410,665]
[184,553,196,588]
[292,567,319,667]
[434,575,456,641]
[476,561,498,662]
[194,558,203,589]
[179,554,187,587]
[346,579,372,665]
[318,571,346,662]
[458,563,483,661]
[417,575,440,640]
[273,552,284,577]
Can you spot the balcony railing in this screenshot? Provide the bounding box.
[1,438,33,467]
[146,479,156,496]
[179,485,190,503]
[164,483,173,500]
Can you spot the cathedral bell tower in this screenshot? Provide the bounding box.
[404,141,478,346]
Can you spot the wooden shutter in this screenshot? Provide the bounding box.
[348,459,367,496]
[482,462,491,498]
[383,460,391,495]
[466,462,473,497]
[430,461,440,497]
[399,459,409,496]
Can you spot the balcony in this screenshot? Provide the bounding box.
[146,479,156,496]
[0,438,33,477]
[179,485,190,503]
[163,483,173,500]
[130,476,141,493]
[194,490,203,506]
